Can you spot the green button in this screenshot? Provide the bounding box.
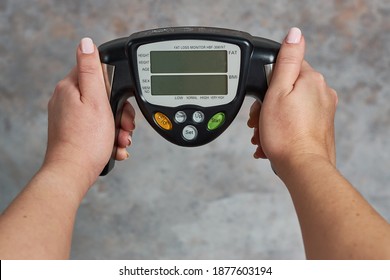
[207,112,225,131]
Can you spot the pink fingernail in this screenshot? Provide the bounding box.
[286,27,302,44]
[80,37,94,54]
[127,135,132,147]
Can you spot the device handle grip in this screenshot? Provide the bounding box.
[100,90,130,175]
[246,37,280,101]
[98,38,134,176]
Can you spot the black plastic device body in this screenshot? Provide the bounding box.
[98,27,280,175]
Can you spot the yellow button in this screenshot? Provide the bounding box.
[154,112,173,130]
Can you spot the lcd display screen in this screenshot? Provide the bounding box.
[151,75,228,95]
[151,50,227,73]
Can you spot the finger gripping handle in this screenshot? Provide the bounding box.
[99,38,134,176]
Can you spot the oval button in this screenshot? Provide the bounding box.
[207,112,225,131]
[154,112,173,130]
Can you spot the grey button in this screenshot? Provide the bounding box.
[175,111,187,123]
[192,111,205,123]
[182,125,198,141]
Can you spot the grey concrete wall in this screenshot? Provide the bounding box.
[0,0,389,259]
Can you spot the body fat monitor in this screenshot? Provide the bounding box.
[99,27,280,175]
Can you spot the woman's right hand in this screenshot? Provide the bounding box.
[248,28,338,174]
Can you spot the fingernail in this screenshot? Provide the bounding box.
[286,27,302,44]
[80,37,95,54]
[127,135,132,147]
[126,152,130,159]
[251,137,256,145]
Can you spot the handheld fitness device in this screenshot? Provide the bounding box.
[99,27,280,175]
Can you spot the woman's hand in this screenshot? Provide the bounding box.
[45,38,135,187]
[248,28,338,174]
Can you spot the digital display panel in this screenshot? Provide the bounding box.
[151,51,227,73]
[137,40,241,107]
[151,75,228,96]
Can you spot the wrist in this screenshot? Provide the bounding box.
[271,153,335,185]
[43,143,102,187]
[39,158,95,202]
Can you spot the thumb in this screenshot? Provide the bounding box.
[76,37,106,102]
[267,27,305,97]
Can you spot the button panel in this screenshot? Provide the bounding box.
[154,109,226,142]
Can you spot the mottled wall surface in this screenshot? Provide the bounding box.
[0,0,389,259]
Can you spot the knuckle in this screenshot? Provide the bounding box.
[278,54,301,66]
[311,71,326,84]
[330,88,339,105]
[54,79,67,93]
[268,84,294,97]
[78,62,98,75]
[47,95,53,109]
[304,71,327,89]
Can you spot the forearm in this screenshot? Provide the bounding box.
[276,155,390,259]
[0,163,90,259]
